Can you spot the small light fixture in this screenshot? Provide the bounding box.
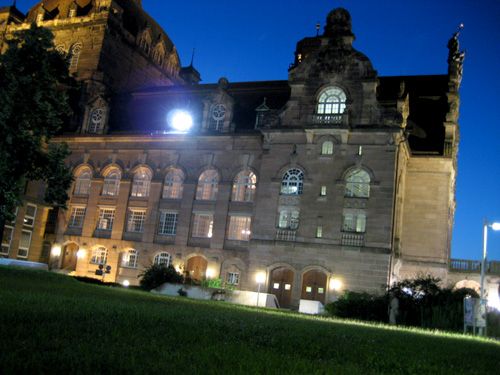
[168,109,193,133]
[123,280,130,287]
[51,245,62,257]
[491,222,500,231]
[206,268,216,279]
[255,272,266,284]
[329,278,342,291]
[76,249,86,259]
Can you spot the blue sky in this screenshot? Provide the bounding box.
[15,0,500,260]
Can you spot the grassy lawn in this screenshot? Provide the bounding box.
[0,267,498,374]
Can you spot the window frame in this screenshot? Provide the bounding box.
[1,225,14,256]
[342,211,367,233]
[121,249,139,269]
[227,272,240,285]
[192,213,214,238]
[196,170,219,201]
[18,229,32,259]
[102,169,121,197]
[158,210,178,236]
[321,141,334,155]
[24,204,37,228]
[231,170,257,202]
[74,168,92,196]
[126,209,147,233]
[316,86,347,115]
[68,206,86,228]
[227,215,252,241]
[153,252,171,267]
[345,169,371,198]
[162,168,184,199]
[278,209,300,230]
[97,207,116,231]
[280,169,304,195]
[90,247,108,265]
[130,168,152,198]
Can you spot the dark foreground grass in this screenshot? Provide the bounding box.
[0,267,498,375]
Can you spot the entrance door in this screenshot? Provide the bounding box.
[186,256,208,281]
[61,243,79,271]
[269,267,294,308]
[301,270,327,304]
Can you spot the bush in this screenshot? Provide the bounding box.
[139,264,183,291]
[325,291,388,322]
[487,310,500,339]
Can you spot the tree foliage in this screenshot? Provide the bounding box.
[0,23,75,224]
[139,264,184,291]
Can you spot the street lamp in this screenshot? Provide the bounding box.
[480,220,500,335]
[255,272,266,307]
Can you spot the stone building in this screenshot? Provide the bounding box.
[2,1,488,309]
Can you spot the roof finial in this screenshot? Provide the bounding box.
[12,0,16,7]
[190,48,195,67]
[315,22,320,36]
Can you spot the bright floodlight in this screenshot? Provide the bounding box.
[169,109,193,132]
[123,280,130,287]
[491,222,500,231]
[255,272,266,284]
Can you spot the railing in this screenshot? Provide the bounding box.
[341,232,365,247]
[450,259,500,275]
[275,229,296,242]
[311,113,345,125]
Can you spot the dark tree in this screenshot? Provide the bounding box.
[0,24,75,241]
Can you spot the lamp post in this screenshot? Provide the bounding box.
[255,272,266,307]
[479,220,500,335]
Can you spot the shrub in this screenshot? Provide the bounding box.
[139,264,183,291]
[325,291,388,322]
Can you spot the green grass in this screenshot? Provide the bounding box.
[0,267,498,374]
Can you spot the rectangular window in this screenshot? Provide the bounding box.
[69,206,86,228]
[278,209,299,229]
[316,226,323,238]
[97,208,115,231]
[227,272,240,285]
[342,212,366,233]
[192,214,214,238]
[127,209,146,233]
[158,211,178,236]
[18,230,32,258]
[227,216,252,241]
[320,186,327,196]
[24,204,37,227]
[1,225,14,255]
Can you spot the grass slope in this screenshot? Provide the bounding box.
[0,267,498,375]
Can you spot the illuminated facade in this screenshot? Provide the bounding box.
[3,2,491,309]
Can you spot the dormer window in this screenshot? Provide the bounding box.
[88,108,105,134]
[316,86,347,124]
[208,104,226,131]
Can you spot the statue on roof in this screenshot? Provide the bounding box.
[447,24,465,87]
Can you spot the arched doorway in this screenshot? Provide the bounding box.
[301,270,327,304]
[269,267,294,308]
[61,243,79,271]
[186,256,208,281]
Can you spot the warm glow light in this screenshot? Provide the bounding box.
[206,268,216,279]
[491,222,500,231]
[76,249,86,259]
[329,278,342,291]
[168,109,193,132]
[255,272,266,284]
[123,280,130,287]
[51,245,62,257]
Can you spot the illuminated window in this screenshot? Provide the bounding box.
[317,86,346,115]
[131,168,152,198]
[158,211,178,236]
[74,168,92,195]
[97,208,115,230]
[126,209,147,233]
[278,209,300,229]
[154,252,171,267]
[320,186,327,196]
[24,204,37,227]
[345,169,370,198]
[102,169,121,196]
[18,230,32,258]
[68,206,86,228]
[90,247,108,265]
[196,170,219,200]
[122,249,138,268]
[342,212,366,233]
[280,169,304,195]
[227,216,252,241]
[321,141,334,155]
[192,214,214,238]
[232,170,257,202]
[316,226,323,238]
[227,272,240,285]
[163,169,184,199]
[208,104,226,131]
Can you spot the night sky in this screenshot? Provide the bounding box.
[14,0,500,261]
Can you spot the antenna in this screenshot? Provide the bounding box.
[316,22,320,36]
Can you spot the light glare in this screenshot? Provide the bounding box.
[330,278,342,291]
[169,110,193,132]
[491,222,500,231]
[123,280,130,287]
[51,245,62,257]
[255,272,266,284]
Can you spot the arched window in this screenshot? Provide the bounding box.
[154,252,171,267]
[280,168,304,195]
[102,168,121,196]
[321,141,334,155]
[131,168,152,198]
[196,169,219,200]
[345,169,371,198]
[90,247,108,265]
[69,43,82,71]
[208,104,226,131]
[317,86,347,115]
[232,170,257,202]
[74,168,92,195]
[163,168,184,199]
[88,108,105,134]
[121,249,138,268]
